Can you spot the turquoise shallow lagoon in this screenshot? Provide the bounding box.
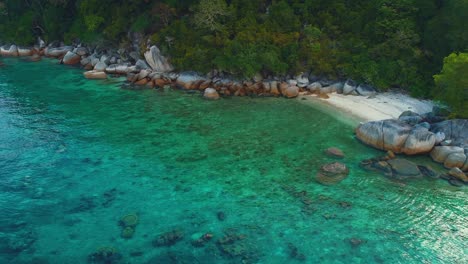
[0,58,466,264]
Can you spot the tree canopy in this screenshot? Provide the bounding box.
[0,0,467,112]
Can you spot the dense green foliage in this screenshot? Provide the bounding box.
[0,0,467,109]
[433,53,468,118]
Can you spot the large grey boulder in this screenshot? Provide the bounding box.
[106,64,133,74]
[330,82,344,94]
[94,61,107,72]
[444,153,467,169]
[137,69,151,80]
[176,72,205,90]
[401,127,436,155]
[343,79,357,95]
[62,51,81,65]
[18,47,33,56]
[74,47,88,56]
[295,74,309,88]
[430,119,468,147]
[83,70,107,79]
[356,84,376,96]
[204,88,220,100]
[387,159,422,179]
[283,85,299,98]
[356,119,412,153]
[307,82,322,93]
[80,57,91,66]
[44,46,73,57]
[135,59,150,70]
[398,111,423,126]
[0,45,19,56]
[144,45,173,72]
[430,146,464,163]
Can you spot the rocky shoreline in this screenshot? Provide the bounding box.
[1,41,466,187]
[0,42,379,100]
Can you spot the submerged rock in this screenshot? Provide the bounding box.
[190,233,213,247]
[316,162,349,185]
[153,229,184,247]
[87,246,122,264]
[325,147,345,158]
[387,159,422,179]
[361,157,425,179]
[119,214,138,228]
[418,165,439,178]
[448,167,468,183]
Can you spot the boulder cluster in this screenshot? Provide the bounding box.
[1,41,377,101]
[356,110,468,172]
[361,151,467,186]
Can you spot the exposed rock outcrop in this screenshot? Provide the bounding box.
[176,72,205,90]
[44,46,73,58]
[401,126,436,155]
[144,45,173,72]
[430,119,468,147]
[282,85,299,98]
[204,88,220,100]
[62,51,81,65]
[83,70,107,79]
[343,79,357,95]
[0,45,19,56]
[356,84,376,96]
[18,47,33,56]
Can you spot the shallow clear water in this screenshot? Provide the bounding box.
[0,58,466,264]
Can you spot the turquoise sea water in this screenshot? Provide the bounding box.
[0,58,466,264]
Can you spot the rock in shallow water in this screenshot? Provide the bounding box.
[83,70,107,80]
[325,147,345,158]
[316,162,349,185]
[204,88,220,100]
[448,167,468,183]
[153,229,184,247]
[387,159,422,179]
[62,51,81,65]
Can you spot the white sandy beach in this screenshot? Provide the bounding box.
[301,92,435,123]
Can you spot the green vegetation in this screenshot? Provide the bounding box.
[0,0,467,112]
[433,53,468,118]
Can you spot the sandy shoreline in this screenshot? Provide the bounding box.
[300,92,435,124]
